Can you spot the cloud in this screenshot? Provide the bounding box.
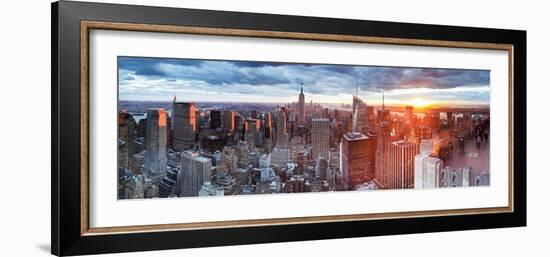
[118,57,490,104]
[353,67,490,91]
[118,57,202,77]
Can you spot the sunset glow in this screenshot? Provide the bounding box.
[409,97,432,108]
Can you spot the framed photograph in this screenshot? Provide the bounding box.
[52,1,526,256]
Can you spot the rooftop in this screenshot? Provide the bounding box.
[392,140,416,146]
[343,132,369,141]
[195,156,211,163]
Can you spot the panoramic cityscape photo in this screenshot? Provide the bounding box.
[117,56,491,199]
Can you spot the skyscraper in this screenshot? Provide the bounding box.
[446,112,454,129]
[405,105,414,122]
[210,110,221,129]
[352,95,359,133]
[374,91,402,189]
[375,121,392,188]
[270,147,290,168]
[118,138,128,180]
[223,110,235,132]
[441,166,475,187]
[377,90,391,124]
[195,110,202,132]
[414,154,443,189]
[341,132,375,189]
[312,118,330,160]
[144,108,167,179]
[179,152,212,197]
[263,112,272,140]
[234,115,242,133]
[387,140,417,189]
[220,146,238,173]
[352,81,369,133]
[244,119,260,146]
[172,100,197,151]
[260,154,271,181]
[276,109,288,149]
[474,172,490,186]
[315,156,329,180]
[118,111,136,142]
[352,96,368,133]
[297,84,305,125]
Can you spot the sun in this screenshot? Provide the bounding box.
[410,97,432,108]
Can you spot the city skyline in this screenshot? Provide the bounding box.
[119,57,490,107]
[117,56,491,200]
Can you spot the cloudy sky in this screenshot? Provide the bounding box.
[118,56,490,107]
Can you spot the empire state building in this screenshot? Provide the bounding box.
[297,84,305,125]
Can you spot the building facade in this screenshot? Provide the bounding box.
[172,101,197,151]
[342,132,375,189]
[297,85,305,125]
[223,110,235,132]
[271,147,290,168]
[260,154,272,182]
[315,156,329,180]
[144,108,168,179]
[312,118,330,160]
[276,109,288,148]
[387,140,417,189]
[210,110,222,129]
[414,153,443,189]
[244,119,260,146]
[375,121,392,188]
[179,152,212,197]
[198,181,224,196]
[352,96,369,133]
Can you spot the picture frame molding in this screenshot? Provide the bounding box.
[79,19,515,235]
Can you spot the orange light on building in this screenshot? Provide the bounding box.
[158,109,167,127]
[118,111,127,126]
